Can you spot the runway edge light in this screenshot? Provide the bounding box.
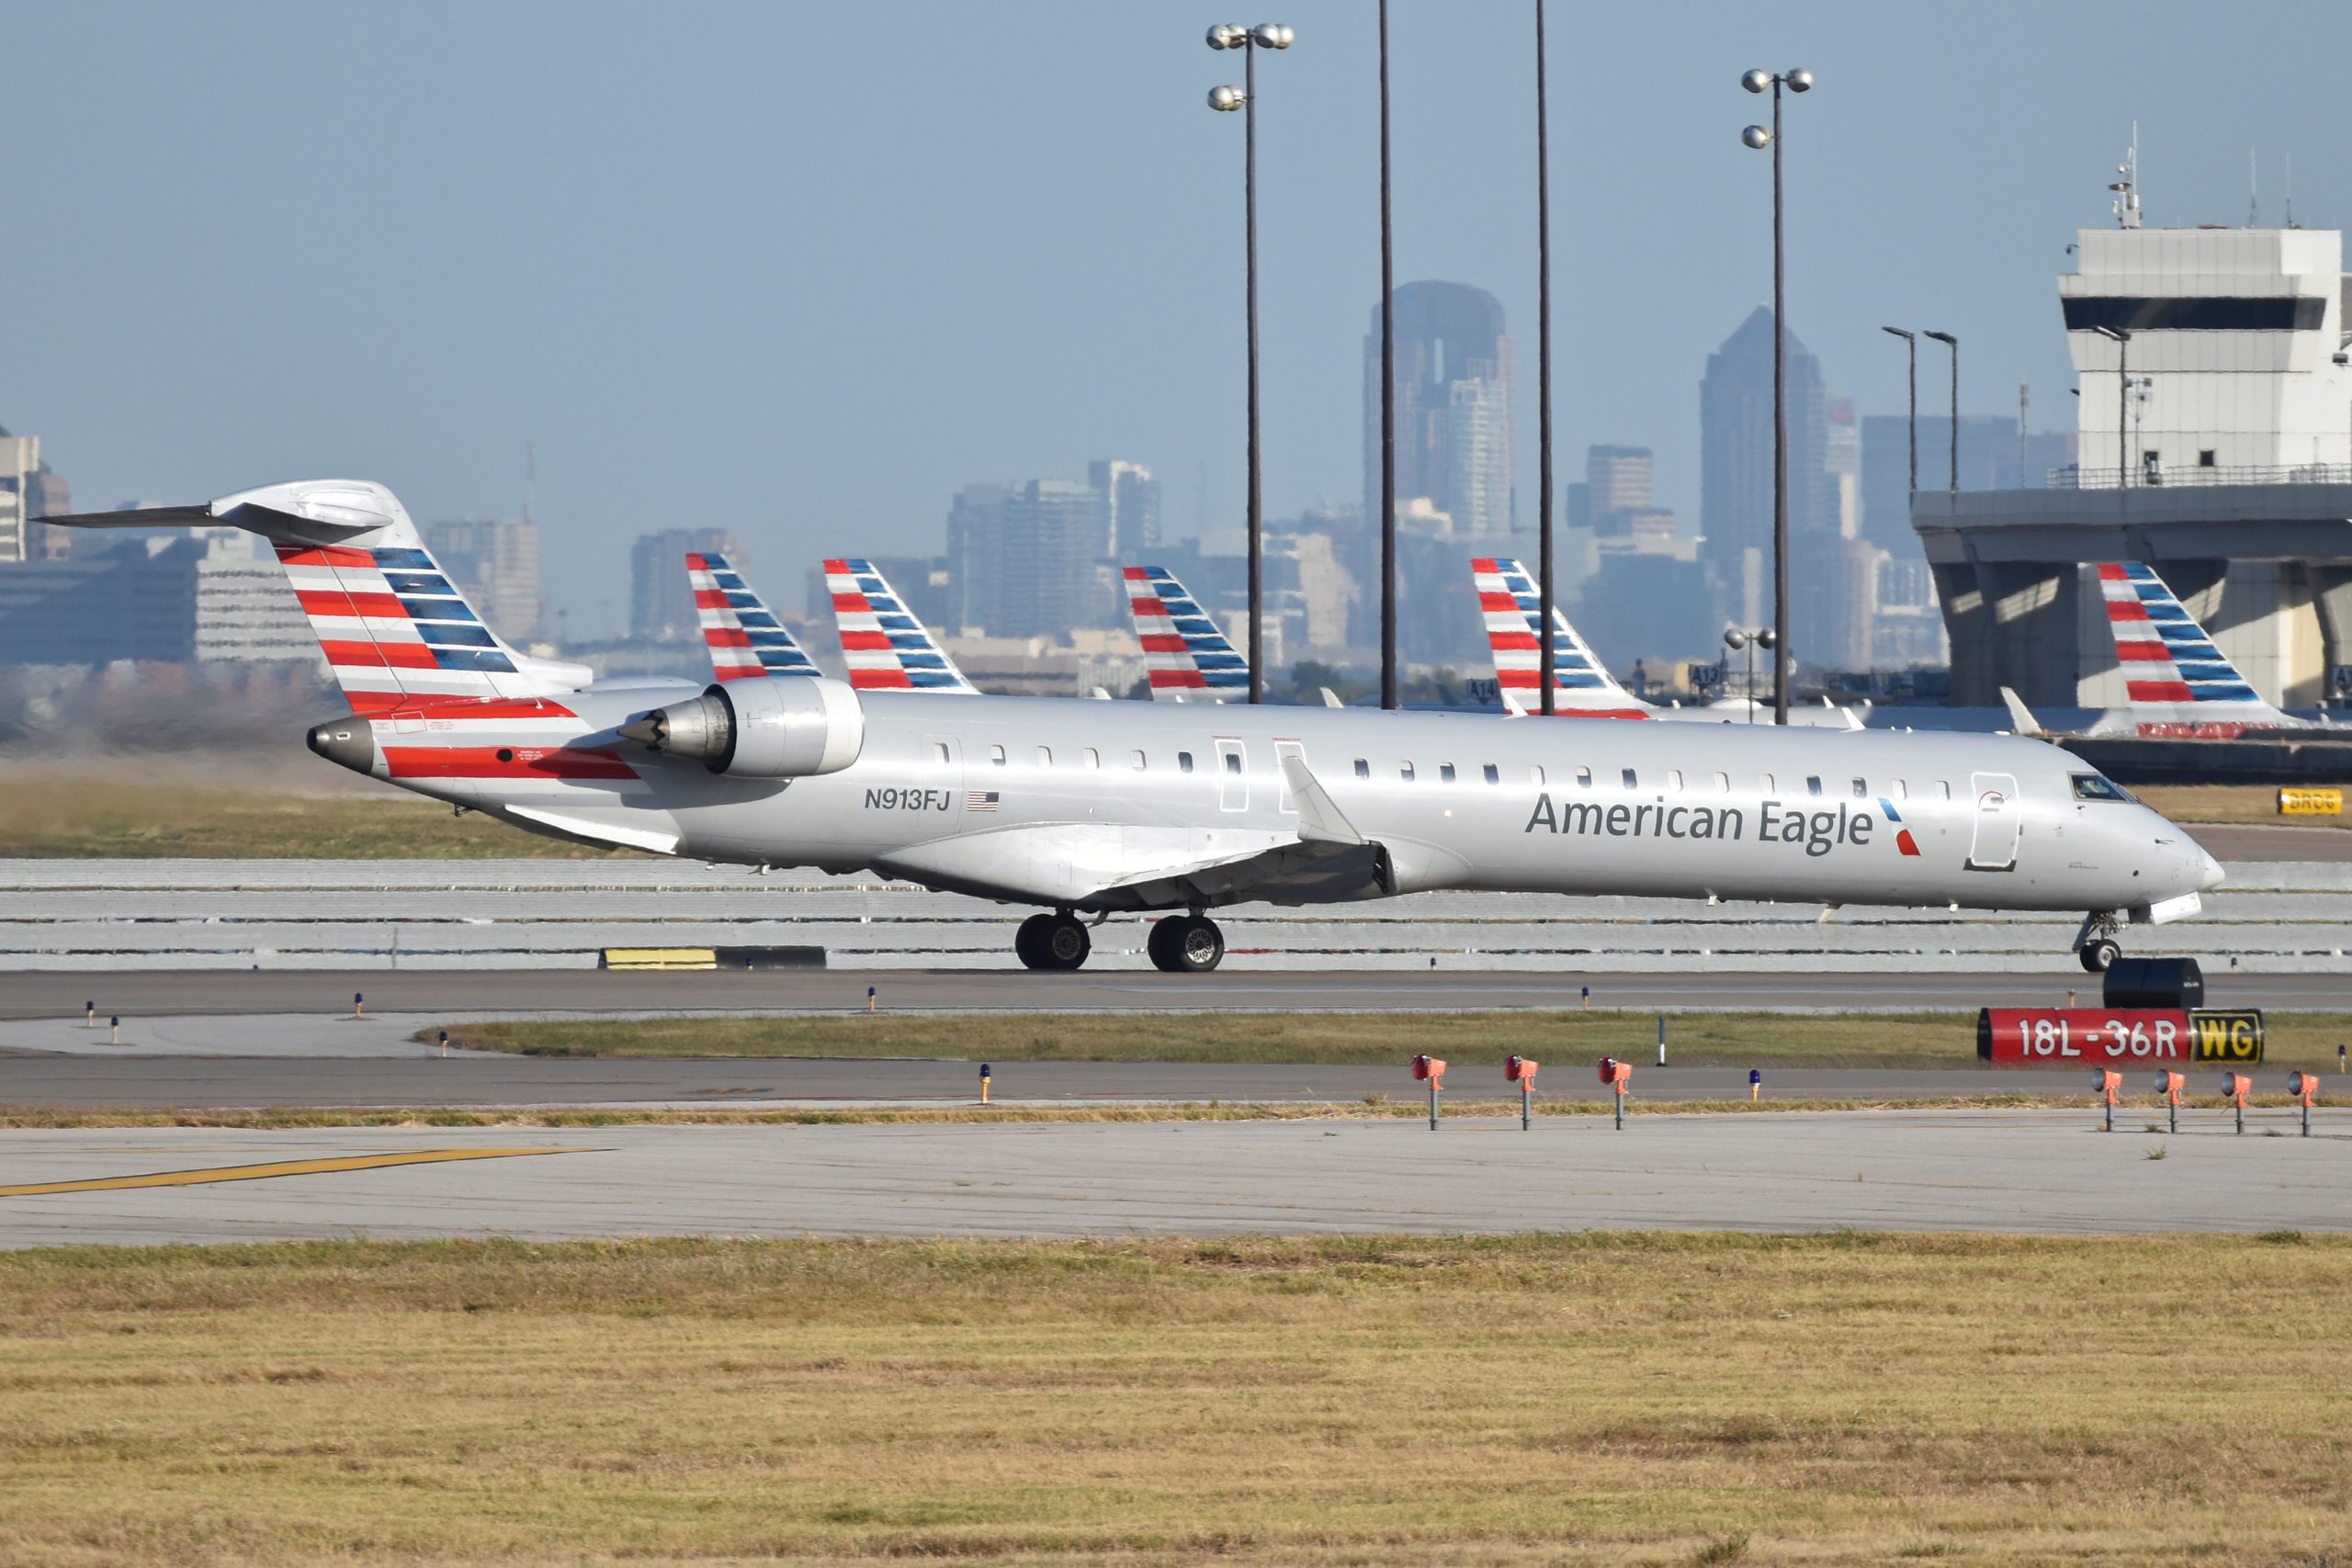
[1505,1055,1539,1131]
[1598,1056,1633,1130]
[1413,1055,1446,1131]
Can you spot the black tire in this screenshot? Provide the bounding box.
[1014,913,1055,970]
[2079,938,2120,975]
[1170,915,1225,974]
[1042,914,1091,971]
[1146,916,1184,973]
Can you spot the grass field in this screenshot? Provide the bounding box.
[0,774,2335,858]
[436,1007,2352,1069]
[1,1234,2345,1565]
[0,778,623,859]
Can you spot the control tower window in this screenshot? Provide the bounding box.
[2199,450,2217,468]
[2071,773,2137,803]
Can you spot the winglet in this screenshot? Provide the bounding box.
[1282,755,1366,846]
[1998,685,2043,736]
[1320,686,1344,709]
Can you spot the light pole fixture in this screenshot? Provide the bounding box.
[1723,625,1778,725]
[1881,327,1917,496]
[1924,330,1958,493]
[1534,0,1557,715]
[2092,325,2130,486]
[1741,64,1812,726]
[1377,0,1397,710]
[1206,21,1292,704]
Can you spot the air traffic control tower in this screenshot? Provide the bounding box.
[1914,149,2352,710]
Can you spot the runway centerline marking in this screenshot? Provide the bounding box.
[0,1146,577,1198]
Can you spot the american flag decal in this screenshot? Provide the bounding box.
[967,790,1001,812]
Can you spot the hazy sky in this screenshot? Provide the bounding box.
[8,1,2350,636]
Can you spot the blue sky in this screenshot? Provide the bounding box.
[7,1,2348,635]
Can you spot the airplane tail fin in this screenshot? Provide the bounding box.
[687,551,820,682]
[1125,566,1249,702]
[1470,557,1651,718]
[823,558,976,693]
[2095,562,2293,734]
[40,479,588,713]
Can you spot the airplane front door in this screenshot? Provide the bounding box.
[1967,771,2019,871]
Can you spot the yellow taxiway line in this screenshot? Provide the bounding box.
[0,1147,575,1198]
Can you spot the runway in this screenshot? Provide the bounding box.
[1,964,2335,1022]
[0,1114,2339,1247]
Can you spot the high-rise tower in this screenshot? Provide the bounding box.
[1363,281,1515,540]
[1699,306,1835,629]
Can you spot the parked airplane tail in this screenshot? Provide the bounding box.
[687,551,820,682]
[1125,566,1249,702]
[39,479,589,713]
[823,558,976,693]
[1470,557,1652,718]
[2095,562,2295,736]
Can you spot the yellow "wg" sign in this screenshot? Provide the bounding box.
[2188,1009,2264,1063]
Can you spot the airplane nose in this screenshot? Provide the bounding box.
[2197,845,2225,891]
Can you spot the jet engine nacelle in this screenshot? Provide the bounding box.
[621,676,865,778]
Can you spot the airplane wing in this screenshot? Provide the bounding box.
[824,559,977,694]
[1124,565,1249,702]
[687,551,821,682]
[1471,557,1653,718]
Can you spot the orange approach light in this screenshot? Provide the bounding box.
[2289,1071,2319,1107]
[2225,1073,2252,1105]
[1505,1055,1539,1084]
[1412,1054,1446,1084]
[2095,1069,2123,1103]
[1597,1055,1633,1089]
[2156,1070,2185,1104]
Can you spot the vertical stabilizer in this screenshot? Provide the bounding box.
[1125,566,1248,702]
[2093,562,2296,736]
[823,558,977,694]
[687,551,820,682]
[1471,557,1652,718]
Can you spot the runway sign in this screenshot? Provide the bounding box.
[599,946,826,971]
[1978,1008,2265,1065]
[2278,787,2342,816]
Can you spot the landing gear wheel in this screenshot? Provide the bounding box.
[1014,913,1054,970]
[2079,938,2120,975]
[1040,913,1091,971]
[1148,914,1226,973]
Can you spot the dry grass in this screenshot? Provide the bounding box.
[0,1233,2345,1564]
[437,1008,2352,1070]
[2135,781,2352,828]
[0,777,620,859]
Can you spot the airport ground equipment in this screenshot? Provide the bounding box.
[1749,1067,1762,1101]
[1979,1008,2263,1066]
[1598,1055,1633,1129]
[2289,1070,2319,1136]
[1505,1054,1539,1129]
[2103,956,2203,1009]
[47,479,2226,976]
[2157,1069,2184,1134]
[979,1063,991,1106]
[2224,1073,2251,1134]
[1413,1054,1445,1129]
[2095,1068,2123,1131]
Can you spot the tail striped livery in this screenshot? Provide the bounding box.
[2093,562,2293,738]
[823,558,976,694]
[1125,566,1248,702]
[1471,557,1652,718]
[687,551,820,682]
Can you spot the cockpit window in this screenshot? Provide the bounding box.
[2071,773,2135,803]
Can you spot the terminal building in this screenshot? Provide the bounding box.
[1914,157,2352,709]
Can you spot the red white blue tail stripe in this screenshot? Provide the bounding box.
[1125,566,1247,702]
[2095,562,2290,738]
[1472,557,1652,719]
[276,541,540,713]
[688,551,819,682]
[824,558,976,694]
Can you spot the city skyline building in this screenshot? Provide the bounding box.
[424,517,541,645]
[1363,281,1516,541]
[630,528,744,642]
[1088,459,1161,558]
[1699,306,1835,633]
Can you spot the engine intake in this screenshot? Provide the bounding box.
[619,676,864,778]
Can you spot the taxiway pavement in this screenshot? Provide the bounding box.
[0,1113,2339,1247]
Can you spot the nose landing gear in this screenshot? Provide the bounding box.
[1147,912,1226,973]
[1014,910,1091,971]
[2073,910,2123,974]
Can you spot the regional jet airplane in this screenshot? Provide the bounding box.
[1472,557,1860,727]
[2005,563,2310,741]
[49,480,2222,975]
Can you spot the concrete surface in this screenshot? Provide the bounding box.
[1,965,2334,1025]
[0,1113,2341,1247]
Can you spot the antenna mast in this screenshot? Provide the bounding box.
[2248,148,2258,228]
[2109,124,2142,229]
[2285,153,2296,228]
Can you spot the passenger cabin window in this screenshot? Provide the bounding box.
[1621,768,1638,790]
[1400,761,1416,783]
[1805,775,1823,796]
[1850,777,1867,798]
[1667,769,1684,791]
[1178,751,1194,774]
[1083,748,1099,770]
[933,743,949,765]
[1354,758,1371,779]
[1439,763,1456,784]
[1130,750,1146,770]
[1224,751,1242,775]
[1575,765,1592,788]
[2071,773,2135,803]
[1482,763,1499,784]
[989,744,1006,766]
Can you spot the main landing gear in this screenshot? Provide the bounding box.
[1147,912,1226,974]
[2074,910,2123,974]
[1014,911,1090,972]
